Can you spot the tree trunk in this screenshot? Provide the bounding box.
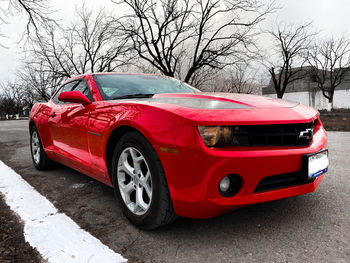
[327,100,333,112]
[327,92,334,112]
[277,91,283,99]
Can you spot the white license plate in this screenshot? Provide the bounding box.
[308,150,329,179]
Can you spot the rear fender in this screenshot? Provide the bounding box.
[29,102,52,148]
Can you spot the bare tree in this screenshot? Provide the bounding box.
[308,36,350,111]
[71,6,131,73]
[22,5,131,100]
[32,6,130,76]
[116,0,275,83]
[0,80,35,117]
[16,60,62,101]
[0,81,24,115]
[196,63,260,94]
[187,67,221,89]
[0,94,18,117]
[0,0,54,43]
[223,64,258,94]
[267,22,317,98]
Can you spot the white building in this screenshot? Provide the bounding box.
[262,68,350,110]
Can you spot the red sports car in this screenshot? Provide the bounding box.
[29,73,329,229]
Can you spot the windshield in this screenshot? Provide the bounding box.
[93,74,199,100]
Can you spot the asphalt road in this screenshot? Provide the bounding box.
[0,120,349,263]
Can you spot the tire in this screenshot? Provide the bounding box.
[111,131,178,229]
[30,125,53,170]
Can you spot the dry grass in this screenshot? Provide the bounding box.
[319,109,350,132]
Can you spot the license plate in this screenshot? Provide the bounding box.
[308,150,329,179]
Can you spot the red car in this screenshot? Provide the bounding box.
[29,73,329,229]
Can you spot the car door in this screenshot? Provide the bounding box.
[48,79,93,169]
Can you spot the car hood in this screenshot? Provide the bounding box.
[151,92,299,109]
[104,92,318,125]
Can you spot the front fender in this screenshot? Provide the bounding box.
[87,103,178,179]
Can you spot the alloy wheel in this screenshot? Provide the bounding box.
[31,131,41,165]
[117,147,153,215]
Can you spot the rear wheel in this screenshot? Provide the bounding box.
[112,131,177,229]
[30,126,53,170]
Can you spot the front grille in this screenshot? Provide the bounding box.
[254,171,312,193]
[230,122,314,147]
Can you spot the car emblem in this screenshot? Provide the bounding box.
[299,128,313,140]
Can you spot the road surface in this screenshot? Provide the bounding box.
[0,120,349,263]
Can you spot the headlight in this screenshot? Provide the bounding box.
[198,126,233,147]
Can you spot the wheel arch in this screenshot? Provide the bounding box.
[105,125,145,184]
[29,119,45,145]
[29,120,35,132]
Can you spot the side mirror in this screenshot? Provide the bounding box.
[58,91,91,105]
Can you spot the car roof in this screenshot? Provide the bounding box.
[79,72,163,78]
[61,72,175,86]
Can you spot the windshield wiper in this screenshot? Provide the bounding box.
[111,93,154,100]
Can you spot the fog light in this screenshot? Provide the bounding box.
[219,176,230,192]
[218,174,242,197]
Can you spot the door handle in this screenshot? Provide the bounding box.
[50,112,56,118]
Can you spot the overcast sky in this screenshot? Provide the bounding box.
[0,0,349,83]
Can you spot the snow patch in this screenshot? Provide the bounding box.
[72,183,85,189]
[0,161,127,263]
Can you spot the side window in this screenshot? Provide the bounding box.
[52,81,79,104]
[72,80,93,102]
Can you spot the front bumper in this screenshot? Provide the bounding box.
[156,122,328,219]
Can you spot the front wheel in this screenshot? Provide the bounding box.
[30,125,53,170]
[112,131,177,229]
